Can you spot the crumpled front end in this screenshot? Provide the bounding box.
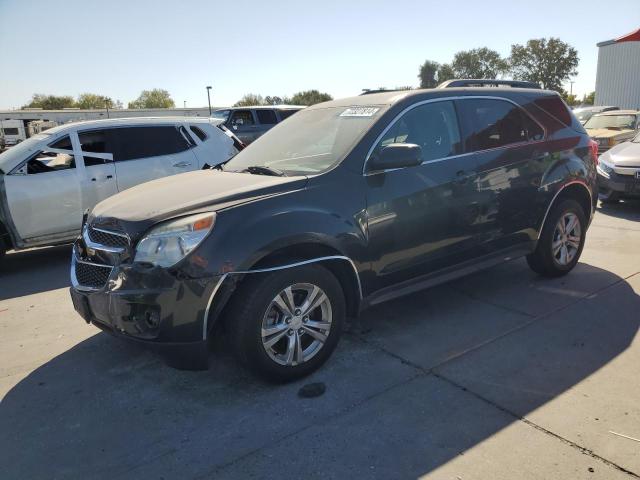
[69,222,222,369]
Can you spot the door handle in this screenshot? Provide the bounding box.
[173,161,192,168]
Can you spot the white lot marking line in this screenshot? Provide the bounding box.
[609,431,640,443]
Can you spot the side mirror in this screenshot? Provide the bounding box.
[369,143,422,172]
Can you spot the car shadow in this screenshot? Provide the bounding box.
[0,262,638,479]
[0,244,71,300]
[597,198,640,221]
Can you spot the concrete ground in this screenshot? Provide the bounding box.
[1,201,639,480]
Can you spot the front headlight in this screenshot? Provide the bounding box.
[598,157,614,176]
[134,212,216,267]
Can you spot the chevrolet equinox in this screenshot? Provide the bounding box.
[70,88,597,382]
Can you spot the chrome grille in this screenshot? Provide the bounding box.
[88,227,129,249]
[75,261,112,289]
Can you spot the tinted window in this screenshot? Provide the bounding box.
[49,135,73,150]
[79,130,107,153]
[278,110,297,121]
[256,109,277,124]
[111,126,189,161]
[230,110,254,126]
[534,96,572,127]
[373,101,462,162]
[190,125,208,141]
[458,99,543,152]
[3,128,19,135]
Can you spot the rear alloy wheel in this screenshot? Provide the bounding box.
[228,264,345,382]
[527,199,586,277]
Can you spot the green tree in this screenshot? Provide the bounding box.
[76,93,115,109]
[582,91,595,105]
[509,38,579,92]
[128,89,175,109]
[234,93,266,107]
[264,95,287,105]
[289,90,333,106]
[437,64,456,84]
[451,47,509,79]
[562,92,579,106]
[418,60,440,88]
[23,94,76,109]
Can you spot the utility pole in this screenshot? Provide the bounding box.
[206,86,212,116]
[570,80,575,96]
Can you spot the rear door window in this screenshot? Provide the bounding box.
[278,109,298,121]
[457,98,544,152]
[110,126,190,161]
[78,129,113,166]
[256,109,278,125]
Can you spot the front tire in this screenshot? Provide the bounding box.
[527,199,586,278]
[227,264,345,382]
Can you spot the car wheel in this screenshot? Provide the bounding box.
[599,189,620,204]
[0,238,6,263]
[526,199,586,278]
[227,264,345,382]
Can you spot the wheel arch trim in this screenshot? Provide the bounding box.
[202,255,362,340]
[537,180,593,241]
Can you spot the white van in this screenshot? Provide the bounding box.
[0,117,242,258]
[0,120,27,146]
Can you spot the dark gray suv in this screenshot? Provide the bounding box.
[212,106,304,144]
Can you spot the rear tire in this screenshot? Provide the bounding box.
[527,199,586,278]
[226,264,345,383]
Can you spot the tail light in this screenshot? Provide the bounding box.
[588,139,598,165]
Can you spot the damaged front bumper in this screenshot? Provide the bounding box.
[69,245,223,369]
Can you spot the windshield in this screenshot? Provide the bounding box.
[584,114,637,130]
[212,109,230,121]
[0,133,51,172]
[223,105,386,175]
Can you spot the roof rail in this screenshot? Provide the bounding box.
[437,79,541,89]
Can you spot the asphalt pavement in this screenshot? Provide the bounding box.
[1,201,639,480]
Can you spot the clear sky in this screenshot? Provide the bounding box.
[1,0,638,109]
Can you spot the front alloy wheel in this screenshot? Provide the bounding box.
[227,264,345,382]
[261,283,333,366]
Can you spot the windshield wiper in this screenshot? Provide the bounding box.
[242,165,286,177]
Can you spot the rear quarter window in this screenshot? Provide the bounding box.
[532,95,584,133]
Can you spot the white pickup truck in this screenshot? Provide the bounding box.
[0,117,242,259]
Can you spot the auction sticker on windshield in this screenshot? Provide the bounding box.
[340,107,380,117]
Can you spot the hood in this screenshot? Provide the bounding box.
[601,141,640,167]
[89,170,307,235]
[586,128,634,139]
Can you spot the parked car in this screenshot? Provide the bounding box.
[212,105,304,144]
[597,130,640,203]
[70,88,597,382]
[584,110,640,154]
[0,117,242,260]
[573,105,619,125]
